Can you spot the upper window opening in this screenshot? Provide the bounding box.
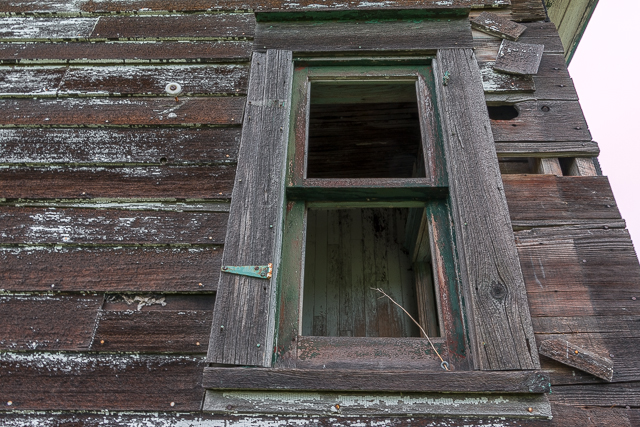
[307,81,425,179]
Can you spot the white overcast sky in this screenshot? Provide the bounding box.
[569,0,640,250]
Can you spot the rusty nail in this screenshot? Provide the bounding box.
[170,402,175,407]
[528,407,533,413]
[100,340,105,344]
[196,342,200,346]
[198,283,203,286]
[574,350,579,354]
[254,266,259,271]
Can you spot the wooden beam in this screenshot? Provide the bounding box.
[471,12,527,41]
[495,141,600,157]
[202,367,551,393]
[433,48,539,370]
[206,50,293,367]
[539,338,614,382]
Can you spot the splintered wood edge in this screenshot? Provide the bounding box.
[539,338,614,382]
[202,368,551,393]
[470,11,527,41]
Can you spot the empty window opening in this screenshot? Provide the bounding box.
[498,157,535,174]
[487,105,519,121]
[307,81,424,179]
[301,207,440,338]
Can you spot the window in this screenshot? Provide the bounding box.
[274,63,468,370]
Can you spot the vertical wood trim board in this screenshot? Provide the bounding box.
[433,48,539,370]
[207,50,293,367]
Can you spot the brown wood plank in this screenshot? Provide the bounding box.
[511,0,547,22]
[0,166,235,199]
[550,381,640,407]
[471,11,527,40]
[0,246,221,292]
[495,141,600,157]
[203,367,550,393]
[0,128,240,165]
[254,18,473,52]
[207,50,293,367]
[490,100,590,142]
[92,310,213,353]
[0,97,245,126]
[433,48,538,370]
[479,61,535,92]
[0,353,205,411]
[539,338,614,382]
[494,40,544,75]
[503,175,620,224]
[0,15,254,41]
[0,41,252,64]
[0,207,228,244]
[0,294,102,351]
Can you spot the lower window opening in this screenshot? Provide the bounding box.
[301,207,440,338]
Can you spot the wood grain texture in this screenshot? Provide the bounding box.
[0,128,240,165]
[0,353,205,411]
[511,0,547,22]
[203,367,550,393]
[479,61,535,92]
[503,175,620,225]
[27,65,247,96]
[254,18,473,52]
[494,40,544,75]
[0,166,235,199]
[0,207,228,244]
[0,97,245,126]
[495,141,600,157]
[207,50,293,367]
[0,15,254,41]
[473,22,564,62]
[490,100,591,142]
[539,337,614,382]
[0,246,221,292]
[0,294,102,351]
[433,49,538,370]
[0,41,252,64]
[471,11,527,40]
[92,310,212,353]
[550,381,640,407]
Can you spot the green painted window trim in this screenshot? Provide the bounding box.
[273,61,470,370]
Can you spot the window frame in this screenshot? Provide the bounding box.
[273,61,470,371]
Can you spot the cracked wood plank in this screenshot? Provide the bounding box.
[471,11,527,40]
[494,39,544,75]
[539,337,614,381]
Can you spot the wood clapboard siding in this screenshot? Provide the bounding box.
[0,294,103,351]
[0,208,228,244]
[0,65,248,96]
[0,353,206,411]
[0,15,255,41]
[0,128,240,165]
[0,41,253,64]
[0,246,221,292]
[0,166,235,199]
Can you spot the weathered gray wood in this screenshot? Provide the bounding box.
[511,0,547,22]
[480,61,535,92]
[535,158,562,175]
[539,338,614,382]
[495,141,600,157]
[207,50,293,367]
[204,389,552,418]
[254,18,473,52]
[471,12,527,40]
[433,49,539,370]
[203,367,551,393]
[494,40,544,75]
[473,23,565,62]
[565,157,597,176]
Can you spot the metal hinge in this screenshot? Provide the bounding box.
[221,263,273,279]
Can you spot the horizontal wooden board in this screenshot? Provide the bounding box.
[0,246,221,292]
[0,65,248,96]
[0,97,245,126]
[0,207,228,244]
[0,41,252,64]
[539,337,614,382]
[490,100,590,142]
[0,166,235,199]
[495,141,599,157]
[0,353,205,411]
[510,0,547,22]
[533,316,640,336]
[479,61,535,93]
[92,309,212,353]
[254,18,473,52]
[0,128,240,165]
[203,367,551,393]
[0,294,102,351]
[472,23,565,61]
[504,175,619,224]
[550,381,640,407]
[0,15,254,41]
[2,0,510,14]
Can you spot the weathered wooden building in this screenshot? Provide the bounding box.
[1,0,638,425]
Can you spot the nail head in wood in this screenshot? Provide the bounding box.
[538,338,614,382]
[471,12,527,41]
[494,40,544,76]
